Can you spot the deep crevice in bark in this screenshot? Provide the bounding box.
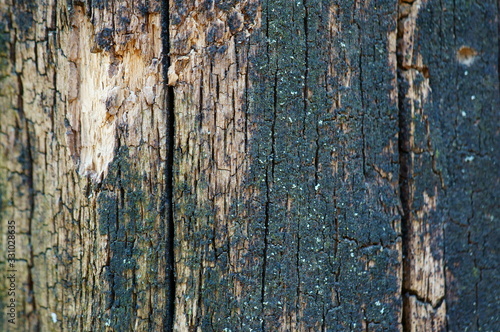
[161,0,176,330]
[397,94,411,332]
[396,1,411,331]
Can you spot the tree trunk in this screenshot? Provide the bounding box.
[0,0,498,331]
[0,0,172,331]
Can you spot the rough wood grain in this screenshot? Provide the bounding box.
[398,0,500,331]
[397,1,446,330]
[171,0,403,330]
[0,0,498,331]
[0,0,172,331]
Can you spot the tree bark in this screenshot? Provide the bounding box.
[0,1,172,331]
[0,0,498,331]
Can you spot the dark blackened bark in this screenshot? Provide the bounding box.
[398,0,499,330]
[249,1,402,331]
[405,1,500,330]
[171,0,402,330]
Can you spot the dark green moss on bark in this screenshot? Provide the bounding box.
[95,145,169,331]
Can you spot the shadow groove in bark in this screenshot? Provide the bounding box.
[161,0,176,330]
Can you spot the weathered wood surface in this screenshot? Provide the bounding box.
[0,0,172,331]
[170,0,403,330]
[0,0,498,331]
[398,1,500,331]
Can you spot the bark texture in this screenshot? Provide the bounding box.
[0,0,498,331]
[171,0,402,330]
[398,1,500,331]
[0,0,172,331]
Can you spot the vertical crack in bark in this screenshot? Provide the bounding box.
[297,0,309,321]
[161,0,175,330]
[261,68,278,332]
[356,19,367,177]
[396,1,411,330]
[397,91,411,331]
[302,0,309,139]
[260,3,271,327]
[397,1,447,330]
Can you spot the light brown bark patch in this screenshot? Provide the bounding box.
[65,5,163,182]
